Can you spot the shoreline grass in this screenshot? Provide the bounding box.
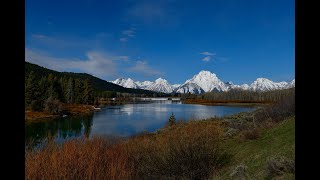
[182,99,272,107]
[25,103,96,121]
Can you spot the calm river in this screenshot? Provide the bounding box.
[26,100,254,144]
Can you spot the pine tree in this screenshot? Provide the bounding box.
[74,79,84,104]
[83,79,93,104]
[47,78,59,99]
[47,73,54,82]
[38,76,48,101]
[25,71,40,105]
[169,112,176,127]
[66,77,74,103]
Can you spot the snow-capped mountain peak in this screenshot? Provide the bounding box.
[250,78,288,91]
[184,70,228,92]
[146,78,173,93]
[198,70,217,77]
[155,78,167,83]
[111,78,139,89]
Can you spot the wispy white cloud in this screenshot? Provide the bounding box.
[202,56,211,62]
[25,48,121,79]
[120,27,136,42]
[200,52,215,56]
[200,51,216,62]
[25,48,163,79]
[128,61,164,76]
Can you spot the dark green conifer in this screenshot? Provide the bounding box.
[169,112,176,127]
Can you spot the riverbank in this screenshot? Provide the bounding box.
[25,104,98,121]
[182,99,272,107]
[25,94,295,179]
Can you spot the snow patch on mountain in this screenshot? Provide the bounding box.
[136,81,153,89]
[240,84,250,90]
[172,84,181,91]
[176,82,204,94]
[286,79,295,88]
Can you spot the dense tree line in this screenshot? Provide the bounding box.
[25,71,94,111]
[181,88,295,102]
[25,61,160,95]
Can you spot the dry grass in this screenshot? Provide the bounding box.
[266,156,295,179]
[241,128,261,140]
[125,120,231,179]
[25,137,134,180]
[62,103,95,115]
[25,120,231,180]
[25,111,57,120]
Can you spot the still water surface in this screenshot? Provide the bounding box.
[26,101,254,144]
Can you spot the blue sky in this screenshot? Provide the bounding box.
[25,0,294,85]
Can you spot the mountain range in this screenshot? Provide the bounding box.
[111,70,295,94]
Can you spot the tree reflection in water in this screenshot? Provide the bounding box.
[25,114,93,146]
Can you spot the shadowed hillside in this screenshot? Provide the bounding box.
[25,61,162,95]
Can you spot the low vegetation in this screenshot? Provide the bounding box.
[182,88,294,107]
[26,120,230,179]
[25,111,57,120]
[218,117,295,179]
[127,120,231,179]
[266,155,295,179]
[25,89,295,179]
[26,137,133,180]
[25,103,96,121]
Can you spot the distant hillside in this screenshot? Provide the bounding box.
[25,61,161,95]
